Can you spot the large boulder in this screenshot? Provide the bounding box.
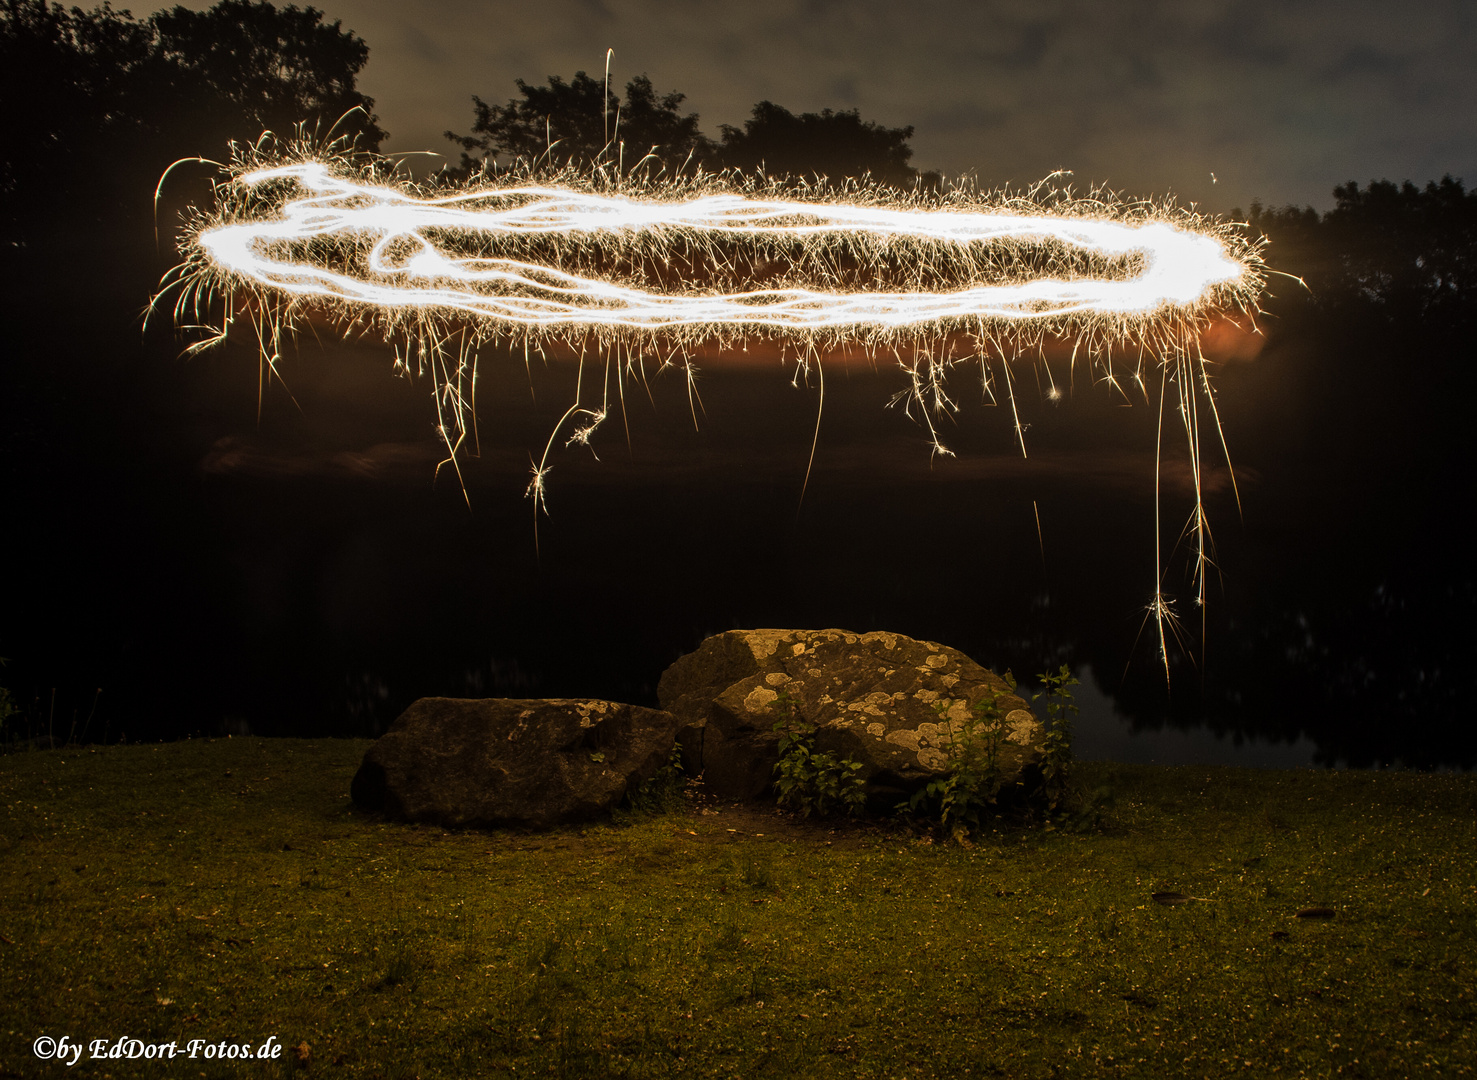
[350,697,682,829]
[660,629,1044,808]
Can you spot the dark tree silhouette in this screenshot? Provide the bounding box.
[447,73,935,186]
[1245,175,1477,331]
[1,0,150,234]
[145,1,384,152]
[0,0,382,245]
[717,101,927,187]
[446,72,712,173]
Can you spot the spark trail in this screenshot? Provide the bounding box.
[155,140,1266,675]
[197,161,1245,329]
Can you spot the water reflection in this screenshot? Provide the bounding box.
[3,316,1472,769]
[1071,665,1320,768]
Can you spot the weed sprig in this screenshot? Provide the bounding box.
[771,691,867,818]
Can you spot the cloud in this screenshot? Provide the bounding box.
[145,0,1477,210]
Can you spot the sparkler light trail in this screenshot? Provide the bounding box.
[154,137,1266,675]
[196,161,1245,329]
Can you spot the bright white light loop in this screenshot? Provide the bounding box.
[199,162,1247,330]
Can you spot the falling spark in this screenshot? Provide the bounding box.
[153,135,1266,676]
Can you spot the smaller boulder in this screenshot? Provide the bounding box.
[350,697,682,829]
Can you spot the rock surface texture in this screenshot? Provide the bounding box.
[659,629,1043,806]
[350,697,682,829]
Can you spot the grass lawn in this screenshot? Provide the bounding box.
[1,737,1474,1078]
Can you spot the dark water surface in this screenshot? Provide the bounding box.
[4,266,1472,769]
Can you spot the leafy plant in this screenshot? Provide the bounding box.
[771,691,866,818]
[624,745,688,816]
[0,658,16,744]
[900,677,1015,843]
[1034,664,1080,815]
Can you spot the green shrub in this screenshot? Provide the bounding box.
[0,659,16,744]
[1034,664,1081,815]
[771,692,867,818]
[902,667,1082,839]
[900,676,1016,842]
[624,746,688,816]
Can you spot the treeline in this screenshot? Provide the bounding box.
[0,0,926,257]
[446,71,929,186]
[1241,177,1477,339]
[3,0,1474,343]
[0,0,381,246]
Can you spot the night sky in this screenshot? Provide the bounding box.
[146,0,1477,212]
[5,0,1474,767]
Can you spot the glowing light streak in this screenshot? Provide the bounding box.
[197,162,1245,329]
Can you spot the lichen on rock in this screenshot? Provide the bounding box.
[658,628,1045,807]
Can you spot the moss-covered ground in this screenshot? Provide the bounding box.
[1,738,1474,1078]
